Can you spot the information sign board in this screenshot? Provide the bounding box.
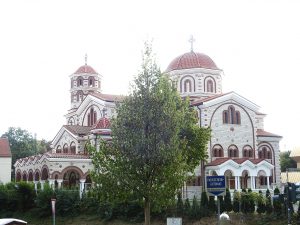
[206,175,226,196]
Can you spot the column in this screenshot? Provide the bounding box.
[40,180,45,190]
[48,179,55,190]
[237,176,241,190]
[57,179,63,189]
[79,179,86,199]
[235,176,238,190]
[267,176,270,190]
[250,176,255,190]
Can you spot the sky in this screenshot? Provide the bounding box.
[0,0,299,151]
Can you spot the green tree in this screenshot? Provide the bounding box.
[1,127,50,164]
[89,43,210,225]
[273,187,282,217]
[280,151,296,172]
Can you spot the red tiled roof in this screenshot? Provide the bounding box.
[191,93,230,106]
[93,117,111,129]
[90,92,124,102]
[206,157,265,166]
[64,125,92,136]
[256,129,282,138]
[0,137,12,157]
[166,51,219,72]
[46,153,90,159]
[74,65,97,74]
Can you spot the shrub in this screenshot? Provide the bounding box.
[35,185,55,217]
[190,195,200,219]
[15,182,36,211]
[224,189,232,212]
[183,198,191,217]
[55,189,80,217]
[265,189,273,214]
[176,192,184,217]
[208,196,216,214]
[232,190,240,213]
[256,190,266,214]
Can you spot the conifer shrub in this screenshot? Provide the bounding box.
[183,198,191,218]
[190,195,200,219]
[224,189,232,212]
[208,195,216,214]
[265,189,273,214]
[176,192,184,217]
[232,190,240,213]
[247,189,255,213]
[256,190,266,214]
[273,187,282,217]
[200,191,210,217]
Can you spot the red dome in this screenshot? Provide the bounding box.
[166,51,218,72]
[74,65,97,74]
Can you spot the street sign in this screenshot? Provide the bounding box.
[206,175,226,196]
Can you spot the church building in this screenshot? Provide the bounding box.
[14,44,282,198]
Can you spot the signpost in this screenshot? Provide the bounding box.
[206,175,226,196]
[206,175,226,225]
[51,198,56,225]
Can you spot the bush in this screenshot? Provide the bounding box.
[35,185,55,217]
[55,189,80,217]
[208,196,216,214]
[224,189,232,212]
[15,182,36,211]
[232,190,240,213]
[176,192,184,217]
[265,189,273,214]
[256,190,266,214]
[183,198,191,217]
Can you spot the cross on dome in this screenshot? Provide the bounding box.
[188,35,196,52]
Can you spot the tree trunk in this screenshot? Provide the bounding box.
[144,198,151,225]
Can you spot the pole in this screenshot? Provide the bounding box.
[217,197,220,225]
[51,199,56,225]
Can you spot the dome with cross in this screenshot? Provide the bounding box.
[165,51,219,72]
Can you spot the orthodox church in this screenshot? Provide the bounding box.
[14,44,282,198]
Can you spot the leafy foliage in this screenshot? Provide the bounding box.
[232,190,240,213]
[256,190,266,214]
[265,189,273,214]
[280,151,297,172]
[1,127,50,178]
[89,42,210,225]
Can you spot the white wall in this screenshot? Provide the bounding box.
[0,157,11,184]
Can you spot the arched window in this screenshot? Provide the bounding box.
[88,77,95,87]
[223,111,229,123]
[63,144,68,154]
[56,145,62,153]
[242,145,253,158]
[212,144,223,157]
[70,142,76,154]
[184,79,192,93]
[88,107,97,126]
[207,80,214,93]
[228,145,239,158]
[223,105,241,124]
[77,91,83,102]
[258,146,272,159]
[77,76,83,86]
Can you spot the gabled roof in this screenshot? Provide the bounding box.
[89,92,124,103]
[256,129,282,138]
[0,137,12,157]
[191,91,260,112]
[206,157,265,167]
[63,125,92,136]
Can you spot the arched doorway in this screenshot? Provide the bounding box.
[224,170,234,189]
[16,171,21,182]
[28,171,33,182]
[63,170,80,189]
[41,167,49,181]
[241,170,250,189]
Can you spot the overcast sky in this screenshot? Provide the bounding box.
[0,0,299,151]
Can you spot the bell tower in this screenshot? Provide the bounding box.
[69,55,102,109]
